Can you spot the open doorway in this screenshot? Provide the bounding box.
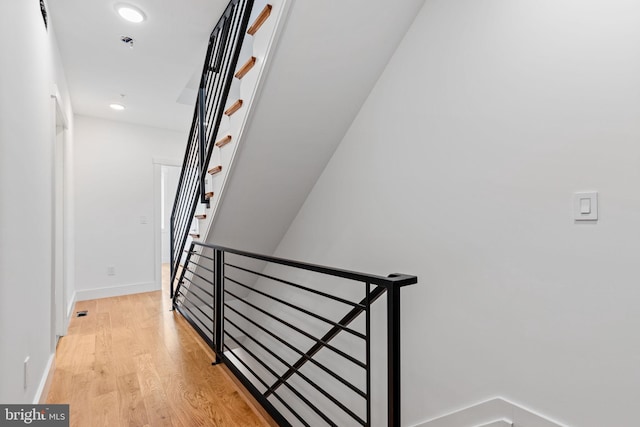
[154,159,181,295]
[161,165,181,264]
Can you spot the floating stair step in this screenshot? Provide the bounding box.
[235,56,256,79]
[224,99,243,116]
[189,233,200,238]
[195,214,206,220]
[248,4,272,36]
[208,165,223,175]
[215,135,232,148]
[204,191,214,200]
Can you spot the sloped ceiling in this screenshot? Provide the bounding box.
[207,0,426,253]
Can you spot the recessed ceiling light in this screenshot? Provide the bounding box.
[110,103,126,111]
[116,4,146,23]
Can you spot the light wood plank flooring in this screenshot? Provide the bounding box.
[46,265,270,427]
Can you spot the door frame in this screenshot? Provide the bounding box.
[51,86,69,345]
[153,158,181,293]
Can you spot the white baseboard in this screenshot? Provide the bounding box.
[412,397,567,427]
[33,354,55,404]
[75,281,160,301]
[476,420,513,427]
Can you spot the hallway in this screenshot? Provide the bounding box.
[46,265,270,426]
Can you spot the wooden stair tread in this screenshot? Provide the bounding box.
[235,56,257,79]
[204,191,214,200]
[208,165,223,175]
[215,135,232,148]
[224,99,243,116]
[247,4,272,36]
[195,214,206,220]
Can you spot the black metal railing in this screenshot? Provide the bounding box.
[172,241,418,427]
[170,0,254,289]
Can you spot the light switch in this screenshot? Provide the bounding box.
[580,198,591,214]
[574,192,598,221]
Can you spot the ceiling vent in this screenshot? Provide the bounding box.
[120,36,134,48]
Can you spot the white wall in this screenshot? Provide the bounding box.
[270,1,640,426]
[0,0,74,403]
[73,116,184,300]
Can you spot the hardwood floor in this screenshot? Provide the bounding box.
[47,264,271,427]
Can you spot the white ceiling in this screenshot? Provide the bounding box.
[48,0,229,132]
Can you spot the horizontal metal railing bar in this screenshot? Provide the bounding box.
[176,290,214,324]
[174,305,214,345]
[224,303,367,394]
[225,275,366,340]
[187,260,215,275]
[177,299,214,328]
[184,266,217,289]
[224,289,366,369]
[192,241,418,288]
[266,285,386,398]
[223,333,339,427]
[185,250,215,262]
[175,299,213,333]
[224,316,366,425]
[223,343,308,427]
[226,262,365,309]
[183,308,214,337]
[179,276,214,299]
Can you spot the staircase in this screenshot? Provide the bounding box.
[169,1,423,425]
[170,0,288,283]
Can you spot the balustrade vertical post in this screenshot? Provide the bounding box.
[169,214,175,299]
[198,87,208,205]
[387,284,401,427]
[214,248,224,363]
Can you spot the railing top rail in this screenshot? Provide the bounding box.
[190,241,418,288]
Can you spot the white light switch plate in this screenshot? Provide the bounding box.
[574,192,598,221]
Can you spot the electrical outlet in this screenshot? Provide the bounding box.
[24,356,29,390]
[107,266,115,276]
